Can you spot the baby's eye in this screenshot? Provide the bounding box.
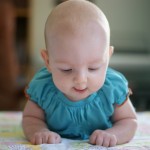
[88,68,99,71]
[61,69,72,73]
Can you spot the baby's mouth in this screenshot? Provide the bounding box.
[73,87,87,93]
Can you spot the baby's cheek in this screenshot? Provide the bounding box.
[53,78,69,92]
[92,78,104,91]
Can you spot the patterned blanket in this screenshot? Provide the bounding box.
[0,111,150,150]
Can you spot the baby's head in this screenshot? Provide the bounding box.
[41,0,113,101]
[44,0,111,52]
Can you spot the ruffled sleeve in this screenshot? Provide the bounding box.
[25,67,57,109]
[101,68,129,106]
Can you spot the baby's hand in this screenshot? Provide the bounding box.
[30,130,61,145]
[89,130,117,147]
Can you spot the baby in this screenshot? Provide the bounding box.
[23,0,137,147]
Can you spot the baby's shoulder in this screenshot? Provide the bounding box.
[28,67,54,89]
[99,68,129,105]
[25,67,57,105]
[105,68,128,87]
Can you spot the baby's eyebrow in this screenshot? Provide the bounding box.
[89,58,106,64]
[55,60,70,65]
[54,56,107,66]
[55,61,72,67]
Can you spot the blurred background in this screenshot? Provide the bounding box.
[0,0,149,111]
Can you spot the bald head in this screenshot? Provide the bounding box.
[45,0,110,50]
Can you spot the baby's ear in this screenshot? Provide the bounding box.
[109,46,114,58]
[41,49,51,70]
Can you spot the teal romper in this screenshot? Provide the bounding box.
[26,67,129,140]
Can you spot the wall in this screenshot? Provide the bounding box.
[95,0,150,51]
[28,0,54,70]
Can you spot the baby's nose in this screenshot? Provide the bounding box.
[74,71,87,85]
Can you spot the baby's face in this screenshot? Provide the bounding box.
[44,0,112,101]
[47,24,110,101]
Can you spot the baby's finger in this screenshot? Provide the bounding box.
[30,136,39,145]
[109,135,117,147]
[30,137,35,145]
[89,134,97,145]
[102,136,110,147]
[47,135,56,144]
[95,135,103,146]
[42,135,49,144]
[34,137,43,145]
[55,135,61,143]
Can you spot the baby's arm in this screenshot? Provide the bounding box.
[89,98,137,147]
[22,100,61,145]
